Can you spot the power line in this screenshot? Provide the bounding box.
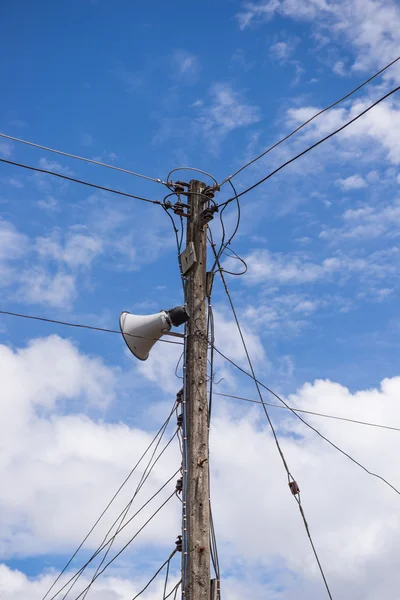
[218,84,400,208]
[220,55,400,186]
[210,238,333,599]
[64,429,179,600]
[131,550,177,600]
[214,391,400,433]
[50,484,178,600]
[0,132,167,185]
[213,345,400,498]
[42,404,179,600]
[0,309,183,346]
[69,492,176,600]
[0,157,162,205]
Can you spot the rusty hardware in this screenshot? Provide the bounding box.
[200,206,218,226]
[197,456,208,467]
[197,545,205,553]
[176,477,183,493]
[289,480,300,496]
[173,201,186,216]
[177,412,183,427]
[175,535,182,552]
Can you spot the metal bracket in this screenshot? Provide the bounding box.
[181,242,197,275]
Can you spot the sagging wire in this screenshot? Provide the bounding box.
[75,427,180,600]
[130,549,178,600]
[42,402,179,600]
[49,484,178,600]
[210,243,333,600]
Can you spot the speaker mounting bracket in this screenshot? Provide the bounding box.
[181,242,197,275]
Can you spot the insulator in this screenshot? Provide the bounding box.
[175,535,182,552]
[289,480,300,496]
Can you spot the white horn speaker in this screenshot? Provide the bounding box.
[119,306,189,361]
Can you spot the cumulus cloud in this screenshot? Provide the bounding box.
[336,174,368,190]
[3,334,400,597]
[197,83,262,149]
[237,0,400,77]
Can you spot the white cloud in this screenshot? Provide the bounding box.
[35,231,103,268]
[237,0,400,77]
[332,60,346,76]
[269,40,297,62]
[4,335,400,597]
[236,246,400,289]
[170,49,201,82]
[38,157,74,176]
[320,199,400,241]
[336,174,368,190]
[0,140,13,158]
[197,83,262,148]
[18,269,77,308]
[4,177,23,189]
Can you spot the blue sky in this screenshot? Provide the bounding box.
[2,1,400,599]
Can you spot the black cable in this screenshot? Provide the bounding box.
[211,245,333,599]
[0,132,167,185]
[214,391,400,432]
[219,85,400,208]
[0,309,183,346]
[131,550,177,600]
[0,157,162,205]
[51,490,177,600]
[165,580,181,599]
[73,428,179,600]
[42,403,178,600]
[214,345,400,498]
[220,55,400,186]
[162,551,172,600]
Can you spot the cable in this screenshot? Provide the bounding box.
[214,391,400,433]
[162,550,172,600]
[42,404,178,600]
[220,55,400,186]
[72,428,179,600]
[165,580,181,599]
[211,244,333,599]
[0,157,162,205]
[213,345,400,498]
[166,166,219,188]
[50,487,177,600]
[218,84,400,208]
[0,309,183,346]
[130,550,177,600]
[0,132,167,185]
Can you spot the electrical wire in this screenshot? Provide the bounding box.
[220,55,400,186]
[166,166,219,188]
[211,244,333,599]
[214,391,400,433]
[72,498,177,600]
[129,550,177,600]
[50,489,177,600]
[165,580,181,599]
[218,84,400,208]
[0,132,167,185]
[213,345,400,498]
[42,404,178,600]
[0,157,162,205]
[0,309,183,346]
[73,429,179,600]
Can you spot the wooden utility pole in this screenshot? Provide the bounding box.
[183,179,211,600]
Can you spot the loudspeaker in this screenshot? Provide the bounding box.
[120,306,189,361]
